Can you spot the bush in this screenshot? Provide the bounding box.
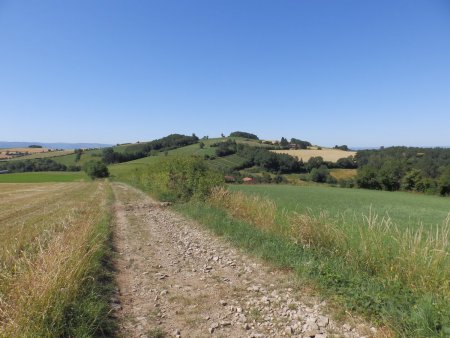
[132,157,224,202]
[310,165,330,183]
[83,161,109,179]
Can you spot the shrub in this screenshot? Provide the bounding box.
[83,161,109,179]
[310,165,331,183]
[132,157,224,202]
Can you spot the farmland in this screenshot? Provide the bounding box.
[1,138,448,337]
[51,149,103,166]
[0,147,52,159]
[272,148,356,162]
[208,153,247,171]
[0,149,73,160]
[0,171,87,183]
[0,181,114,336]
[181,182,449,336]
[329,168,357,180]
[230,184,450,229]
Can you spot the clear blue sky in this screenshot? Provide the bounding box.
[1,0,449,147]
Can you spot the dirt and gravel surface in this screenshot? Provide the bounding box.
[111,182,381,338]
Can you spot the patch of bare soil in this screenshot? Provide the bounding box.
[111,183,382,338]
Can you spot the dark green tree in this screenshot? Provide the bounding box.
[401,169,423,191]
[280,137,289,148]
[310,165,330,183]
[306,156,324,171]
[379,160,405,191]
[357,165,382,190]
[83,161,109,179]
[438,167,450,196]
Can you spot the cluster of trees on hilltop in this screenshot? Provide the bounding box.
[0,158,74,172]
[334,145,350,151]
[229,131,259,140]
[355,147,450,195]
[290,138,312,149]
[275,137,312,149]
[102,134,199,164]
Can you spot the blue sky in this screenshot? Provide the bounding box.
[1,0,449,147]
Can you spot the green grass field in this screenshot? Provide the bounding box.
[0,172,88,183]
[52,149,103,167]
[230,184,450,230]
[203,184,449,336]
[208,154,247,171]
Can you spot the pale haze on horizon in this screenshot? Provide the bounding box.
[1,0,449,147]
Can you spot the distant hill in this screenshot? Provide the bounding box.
[0,141,113,150]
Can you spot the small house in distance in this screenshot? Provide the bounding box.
[242,177,253,184]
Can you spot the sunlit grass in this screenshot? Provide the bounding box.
[0,181,115,336]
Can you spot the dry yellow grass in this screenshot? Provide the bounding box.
[272,148,356,162]
[330,169,358,180]
[208,186,277,231]
[0,147,55,159]
[0,181,112,336]
[3,150,73,160]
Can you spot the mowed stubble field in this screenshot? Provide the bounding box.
[272,148,356,162]
[0,181,113,337]
[0,147,55,159]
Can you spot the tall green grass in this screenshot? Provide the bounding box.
[230,184,450,230]
[176,197,450,337]
[210,187,449,297]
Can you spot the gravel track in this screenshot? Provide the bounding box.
[112,183,379,338]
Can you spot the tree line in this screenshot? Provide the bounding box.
[0,158,73,172]
[102,134,199,164]
[355,147,450,195]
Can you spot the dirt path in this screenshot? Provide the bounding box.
[111,182,378,338]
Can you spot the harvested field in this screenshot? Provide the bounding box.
[3,150,73,160]
[330,168,357,180]
[0,147,52,159]
[272,148,356,162]
[0,181,114,336]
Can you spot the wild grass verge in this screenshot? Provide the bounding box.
[176,187,449,337]
[0,181,117,337]
[112,157,449,336]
